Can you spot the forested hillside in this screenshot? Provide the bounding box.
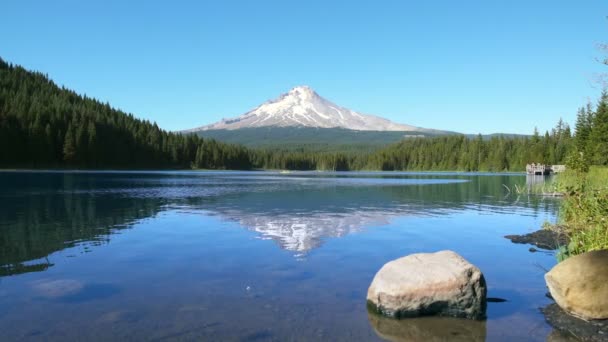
[0,58,251,169]
[196,126,435,152]
[2,57,607,172]
[367,125,572,171]
[250,123,573,171]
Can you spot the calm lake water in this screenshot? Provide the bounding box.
[0,171,564,341]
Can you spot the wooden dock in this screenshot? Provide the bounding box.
[526,164,565,175]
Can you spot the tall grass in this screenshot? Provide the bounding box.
[553,166,608,258]
[504,177,561,196]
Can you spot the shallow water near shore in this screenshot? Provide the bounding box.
[0,171,561,341]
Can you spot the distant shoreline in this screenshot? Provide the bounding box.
[0,168,527,175]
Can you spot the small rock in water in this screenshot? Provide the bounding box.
[545,250,608,320]
[367,250,487,320]
[529,247,538,253]
[505,229,569,250]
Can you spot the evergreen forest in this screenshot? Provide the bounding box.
[0,58,251,170]
[2,57,607,172]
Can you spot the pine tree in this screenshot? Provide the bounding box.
[45,123,54,164]
[532,127,540,143]
[588,91,608,165]
[575,106,591,152]
[87,121,97,166]
[63,125,76,163]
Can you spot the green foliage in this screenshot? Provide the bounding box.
[574,105,592,153]
[573,92,608,167]
[197,126,443,152]
[588,91,608,165]
[350,120,571,172]
[249,124,573,171]
[564,151,589,173]
[557,93,608,259]
[553,167,608,259]
[0,57,252,169]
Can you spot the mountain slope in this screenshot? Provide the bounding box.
[187,86,444,133]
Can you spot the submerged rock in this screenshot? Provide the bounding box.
[505,228,569,250]
[542,303,608,342]
[367,311,486,342]
[367,250,487,320]
[545,250,608,320]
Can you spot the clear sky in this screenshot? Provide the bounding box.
[2,0,607,134]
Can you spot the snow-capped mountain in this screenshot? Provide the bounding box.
[188,86,429,132]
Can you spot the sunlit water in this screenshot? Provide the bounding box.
[0,171,562,341]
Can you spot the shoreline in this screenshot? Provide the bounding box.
[0,168,528,175]
[506,227,608,341]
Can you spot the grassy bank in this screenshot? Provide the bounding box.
[552,166,608,258]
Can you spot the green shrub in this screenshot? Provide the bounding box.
[554,167,608,260]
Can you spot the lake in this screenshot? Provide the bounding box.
[0,171,563,341]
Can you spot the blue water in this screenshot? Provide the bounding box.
[0,171,562,341]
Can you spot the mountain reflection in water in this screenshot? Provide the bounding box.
[0,171,558,276]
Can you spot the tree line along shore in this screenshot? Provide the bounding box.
[2,57,608,172]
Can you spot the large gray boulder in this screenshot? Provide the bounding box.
[367,250,487,320]
[545,249,608,320]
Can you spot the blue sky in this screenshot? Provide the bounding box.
[2,0,607,134]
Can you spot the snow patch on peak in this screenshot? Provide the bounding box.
[288,85,316,99]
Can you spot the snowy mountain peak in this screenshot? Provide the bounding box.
[287,85,317,99]
[189,86,425,132]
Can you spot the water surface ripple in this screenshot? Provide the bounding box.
[0,171,561,341]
